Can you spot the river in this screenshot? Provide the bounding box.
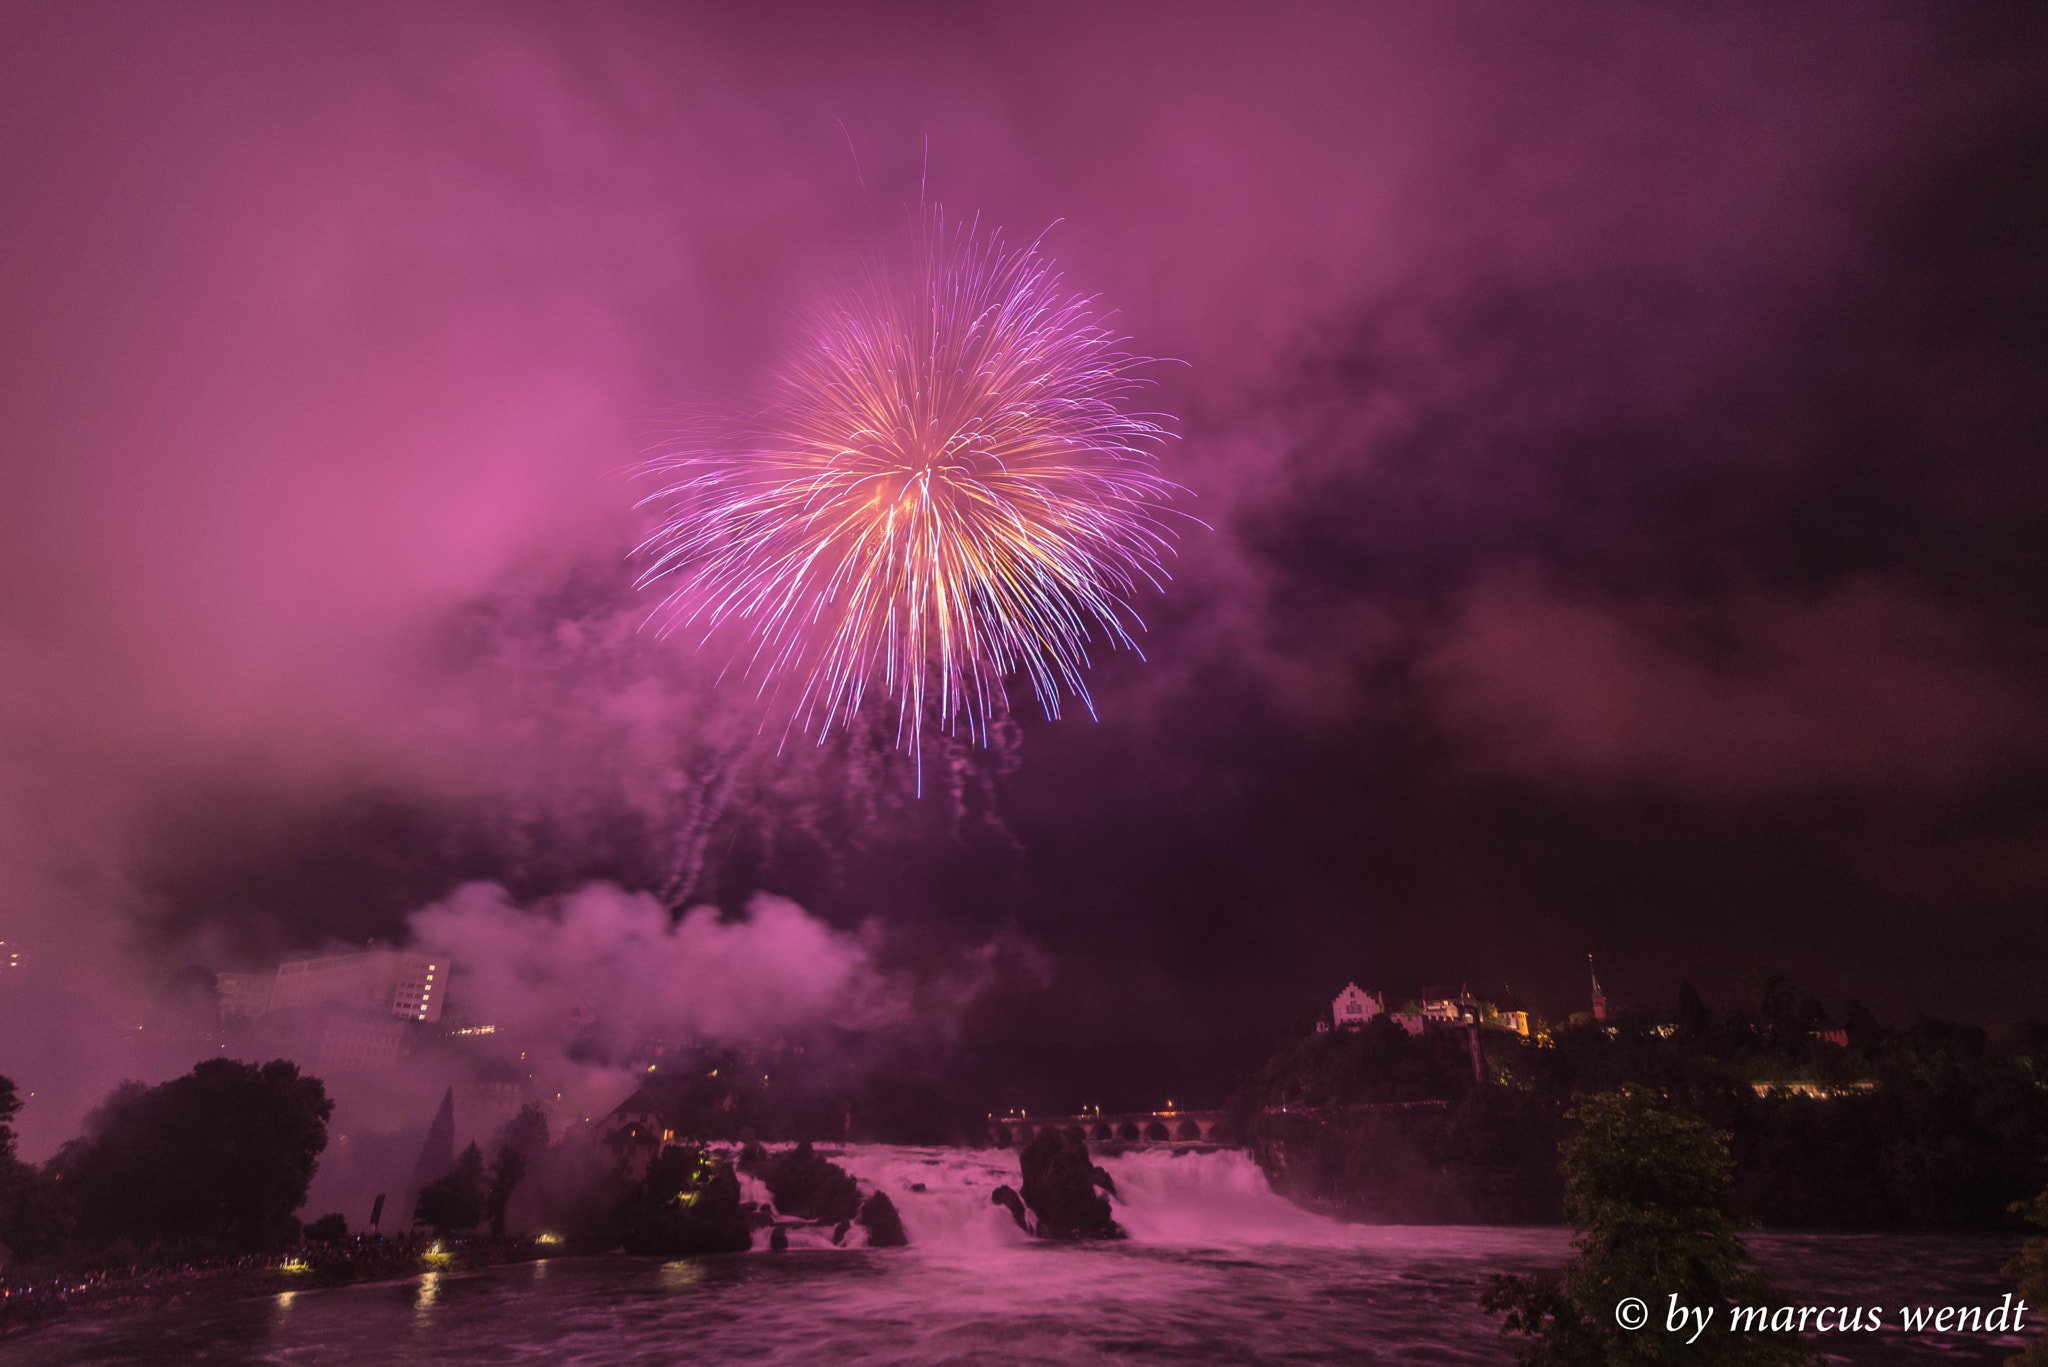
[12,1145,2030,1364]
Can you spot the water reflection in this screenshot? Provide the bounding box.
[660,1260,704,1292]
[415,1270,441,1314]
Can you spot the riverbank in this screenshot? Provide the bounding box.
[1,1234,561,1335]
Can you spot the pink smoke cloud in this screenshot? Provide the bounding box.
[411,883,881,1044]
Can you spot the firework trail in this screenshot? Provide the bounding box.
[634,214,1181,761]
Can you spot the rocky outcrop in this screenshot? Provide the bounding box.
[991,1185,1028,1231]
[1018,1128,1121,1239]
[759,1141,862,1225]
[1247,1099,1562,1224]
[858,1191,908,1248]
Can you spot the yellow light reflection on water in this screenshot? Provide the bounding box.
[660,1260,704,1291]
[415,1271,441,1312]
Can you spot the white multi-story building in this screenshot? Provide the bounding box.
[229,949,447,1024]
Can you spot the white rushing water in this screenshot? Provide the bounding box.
[821,1142,1403,1251]
[13,1144,2028,1366]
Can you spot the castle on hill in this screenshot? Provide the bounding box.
[1317,980,1547,1038]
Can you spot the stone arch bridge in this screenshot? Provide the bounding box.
[987,1111,1236,1148]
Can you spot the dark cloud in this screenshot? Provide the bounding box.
[1425,574,2046,799]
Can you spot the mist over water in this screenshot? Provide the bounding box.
[12,1147,2026,1365]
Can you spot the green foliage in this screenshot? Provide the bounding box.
[52,1059,331,1252]
[611,1044,983,1147]
[0,1074,20,1163]
[1235,977,2048,1229]
[0,1150,76,1262]
[2004,1186,2048,1367]
[415,1142,486,1233]
[0,1073,76,1261]
[619,1146,751,1255]
[493,1102,549,1157]
[1229,1014,1478,1117]
[1484,1089,1816,1366]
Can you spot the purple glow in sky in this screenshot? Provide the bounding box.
[3,1,2048,1155]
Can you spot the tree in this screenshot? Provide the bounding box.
[493,1102,549,1158]
[619,1145,752,1255]
[414,1142,485,1234]
[0,1074,76,1262]
[1675,980,1715,1037]
[2005,1185,2048,1367]
[0,1074,19,1162]
[1482,1089,1816,1365]
[54,1059,331,1252]
[484,1146,527,1236]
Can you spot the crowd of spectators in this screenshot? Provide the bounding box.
[0,1232,510,1332]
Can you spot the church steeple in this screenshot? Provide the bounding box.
[1588,955,1608,1023]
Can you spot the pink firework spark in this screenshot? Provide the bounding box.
[634,214,1183,760]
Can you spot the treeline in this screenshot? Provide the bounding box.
[0,1060,332,1265]
[1231,977,2048,1229]
[596,1040,989,1146]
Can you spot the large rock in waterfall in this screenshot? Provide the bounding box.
[1018,1128,1122,1239]
[760,1141,863,1224]
[858,1190,908,1247]
[991,1184,1028,1231]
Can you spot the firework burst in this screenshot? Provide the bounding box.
[634,215,1181,760]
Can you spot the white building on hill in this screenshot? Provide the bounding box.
[1328,981,1384,1030]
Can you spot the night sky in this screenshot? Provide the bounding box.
[4,3,2048,1149]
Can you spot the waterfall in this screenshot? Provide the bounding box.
[757,1143,1355,1252]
